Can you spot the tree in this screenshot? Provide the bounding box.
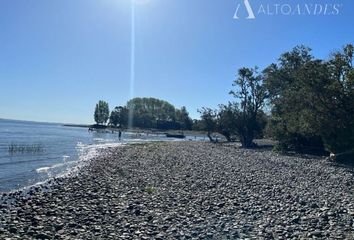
[125,97,190,130]
[94,100,110,125]
[192,119,204,131]
[109,106,128,128]
[310,44,354,154]
[177,106,193,130]
[263,46,324,152]
[229,67,267,148]
[265,44,354,155]
[198,108,217,142]
[216,103,237,142]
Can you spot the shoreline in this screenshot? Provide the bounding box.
[1,142,353,239]
[62,123,210,138]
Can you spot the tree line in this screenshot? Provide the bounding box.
[197,44,354,157]
[93,44,353,157]
[93,97,193,131]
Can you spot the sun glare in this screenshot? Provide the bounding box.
[133,0,151,5]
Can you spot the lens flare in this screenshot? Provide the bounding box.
[128,1,136,129]
[134,0,151,5]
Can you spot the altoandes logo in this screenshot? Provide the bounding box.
[233,0,343,19]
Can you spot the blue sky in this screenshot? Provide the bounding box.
[0,0,353,124]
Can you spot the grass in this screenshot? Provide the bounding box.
[145,185,156,194]
[8,143,44,154]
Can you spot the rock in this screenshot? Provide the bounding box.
[54,223,64,231]
[36,232,51,239]
[93,226,101,232]
[291,216,300,224]
[0,142,353,239]
[9,227,17,234]
[309,230,323,237]
[133,209,141,216]
[310,203,319,208]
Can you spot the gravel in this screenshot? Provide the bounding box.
[0,141,353,239]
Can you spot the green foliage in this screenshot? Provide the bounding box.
[191,119,204,131]
[126,97,192,130]
[265,44,354,154]
[94,97,192,130]
[145,185,156,194]
[316,45,354,153]
[94,100,110,125]
[229,67,267,148]
[264,46,327,153]
[177,106,193,130]
[198,67,267,146]
[216,103,237,142]
[198,107,217,142]
[109,106,128,127]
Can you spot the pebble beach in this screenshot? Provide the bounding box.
[1,142,354,239]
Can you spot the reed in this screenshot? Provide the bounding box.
[8,143,44,154]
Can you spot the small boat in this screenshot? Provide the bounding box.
[166,133,186,139]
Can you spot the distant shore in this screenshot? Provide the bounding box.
[1,142,354,239]
[63,123,211,138]
[62,123,91,128]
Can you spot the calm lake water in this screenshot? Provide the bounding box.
[0,119,198,193]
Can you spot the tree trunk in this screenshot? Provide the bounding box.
[207,131,215,143]
[240,132,255,148]
[221,132,232,142]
